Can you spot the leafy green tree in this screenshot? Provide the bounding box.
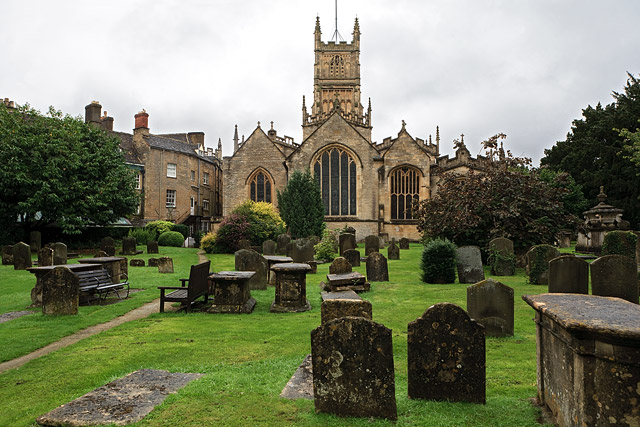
[277,170,325,238]
[0,103,139,241]
[541,73,640,228]
[538,168,589,218]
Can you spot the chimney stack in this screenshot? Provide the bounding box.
[134,110,149,135]
[85,101,102,126]
[100,111,114,131]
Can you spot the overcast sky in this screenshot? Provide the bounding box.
[2,1,639,165]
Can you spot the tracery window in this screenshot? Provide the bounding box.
[313,146,356,216]
[248,169,272,203]
[329,55,344,77]
[390,166,420,220]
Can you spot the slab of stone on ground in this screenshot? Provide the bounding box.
[326,271,370,293]
[280,354,314,400]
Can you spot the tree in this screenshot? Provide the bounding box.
[541,73,640,228]
[0,103,139,241]
[277,170,325,238]
[416,134,580,252]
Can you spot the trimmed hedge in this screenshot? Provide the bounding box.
[421,238,457,284]
[158,231,185,247]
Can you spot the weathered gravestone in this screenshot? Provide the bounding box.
[94,250,108,258]
[276,234,291,255]
[29,231,41,253]
[130,259,145,267]
[101,237,116,257]
[311,317,397,420]
[38,247,54,267]
[408,303,485,403]
[51,242,67,265]
[13,242,31,270]
[309,235,321,247]
[342,249,360,267]
[1,245,13,265]
[320,290,372,324]
[147,240,159,254]
[339,233,356,255]
[237,239,251,251]
[557,231,572,249]
[270,263,312,313]
[526,244,560,285]
[148,258,160,267]
[329,257,352,275]
[157,257,174,274]
[548,255,589,294]
[467,279,514,337]
[489,237,515,276]
[291,238,315,263]
[364,235,380,256]
[234,249,268,290]
[366,252,389,282]
[387,239,400,260]
[456,246,485,284]
[590,255,638,304]
[344,226,356,238]
[307,260,317,274]
[399,237,410,250]
[262,239,276,255]
[121,237,137,255]
[41,266,79,315]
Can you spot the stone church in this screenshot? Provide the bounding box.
[223,17,483,240]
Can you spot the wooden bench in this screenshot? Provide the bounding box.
[158,261,211,313]
[75,268,130,302]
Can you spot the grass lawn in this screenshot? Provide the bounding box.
[0,244,552,426]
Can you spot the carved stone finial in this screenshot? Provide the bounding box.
[257,121,261,128]
[597,185,607,203]
[401,120,406,130]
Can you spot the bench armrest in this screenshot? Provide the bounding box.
[179,278,189,287]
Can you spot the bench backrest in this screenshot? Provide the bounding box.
[188,261,211,299]
[75,269,112,290]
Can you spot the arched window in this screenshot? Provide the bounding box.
[313,146,357,216]
[248,169,272,203]
[329,55,344,77]
[390,166,420,220]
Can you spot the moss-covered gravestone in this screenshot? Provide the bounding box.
[329,257,352,275]
[488,237,515,276]
[147,240,159,254]
[366,252,389,282]
[602,230,637,260]
[387,239,400,260]
[364,235,380,256]
[399,237,410,249]
[525,244,560,285]
[342,249,360,267]
[38,247,54,267]
[590,255,638,304]
[42,266,79,315]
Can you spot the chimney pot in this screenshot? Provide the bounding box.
[134,110,149,130]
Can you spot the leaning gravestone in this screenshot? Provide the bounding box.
[262,239,276,256]
[339,233,356,255]
[366,252,389,282]
[291,238,315,263]
[147,240,159,254]
[38,247,54,267]
[235,249,268,290]
[311,317,397,420]
[52,242,67,265]
[466,279,514,337]
[548,255,589,294]
[29,231,41,253]
[526,244,560,285]
[157,257,174,274]
[2,245,13,265]
[399,237,410,250]
[408,303,485,403]
[121,237,137,255]
[489,237,515,276]
[13,242,31,270]
[456,246,485,284]
[329,257,352,275]
[387,239,400,260]
[276,234,291,255]
[41,266,79,315]
[364,235,380,256]
[343,249,361,267]
[101,237,116,257]
[590,255,638,304]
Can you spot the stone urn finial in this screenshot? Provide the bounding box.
[596,185,607,203]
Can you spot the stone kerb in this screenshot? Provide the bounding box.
[466,279,514,337]
[590,255,638,304]
[408,303,485,404]
[456,246,485,284]
[41,266,79,315]
[525,244,560,285]
[548,255,589,294]
[311,317,397,421]
[489,237,515,276]
[366,252,389,282]
[364,235,380,256]
[234,249,268,290]
[387,239,400,260]
[13,242,31,270]
[339,233,356,255]
[342,249,360,267]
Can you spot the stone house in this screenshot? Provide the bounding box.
[223,18,483,240]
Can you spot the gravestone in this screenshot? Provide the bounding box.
[13,242,31,270]
[286,241,294,257]
[101,237,116,257]
[234,249,268,290]
[237,239,251,250]
[343,249,361,267]
[307,260,317,274]
[466,279,514,337]
[557,231,572,248]
[329,257,352,275]
[130,259,145,267]
[364,235,380,256]
[291,238,314,263]
[456,246,485,284]
[1,245,13,265]
[262,239,276,255]
[339,233,356,255]
[157,257,174,274]
[309,235,321,247]
[590,255,638,304]
[38,247,54,267]
[270,263,312,312]
[408,303,485,403]
[344,226,356,238]
[526,245,560,285]
[387,239,400,260]
[120,258,128,279]
[41,266,79,315]
[276,234,291,255]
[311,317,397,420]
[548,255,589,294]
[51,242,67,265]
[121,237,137,255]
[489,237,515,276]
[399,237,410,250]
[94,250,108,258]
[148,258,159,267]
[147,240,159,254]
[366,252,389,282]
[320,290,372,324]
[29,230,41,253]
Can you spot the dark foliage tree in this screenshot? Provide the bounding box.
[0,103,139,242]
[416,134,580,252]
[277,170,325,238]
[541,73,640,228]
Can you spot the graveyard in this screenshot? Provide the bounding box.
[0,242,586,426]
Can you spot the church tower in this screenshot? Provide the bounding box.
[302,17,372,141]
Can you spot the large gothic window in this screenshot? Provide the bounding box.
[313,146,357,216]
[390,166,420,220]
[248,169,272,203]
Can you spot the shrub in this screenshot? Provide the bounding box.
[127,228,156,245]
[200,231,217,254]
[231,200,286,245]
[314,229,339,261]
[210,214,252,253]
[158,231,185,247]
[144,220,174,239]
[421,238,457,284]
[602,230,637,259]
[172,224,189,239]
[277,170,325,238]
